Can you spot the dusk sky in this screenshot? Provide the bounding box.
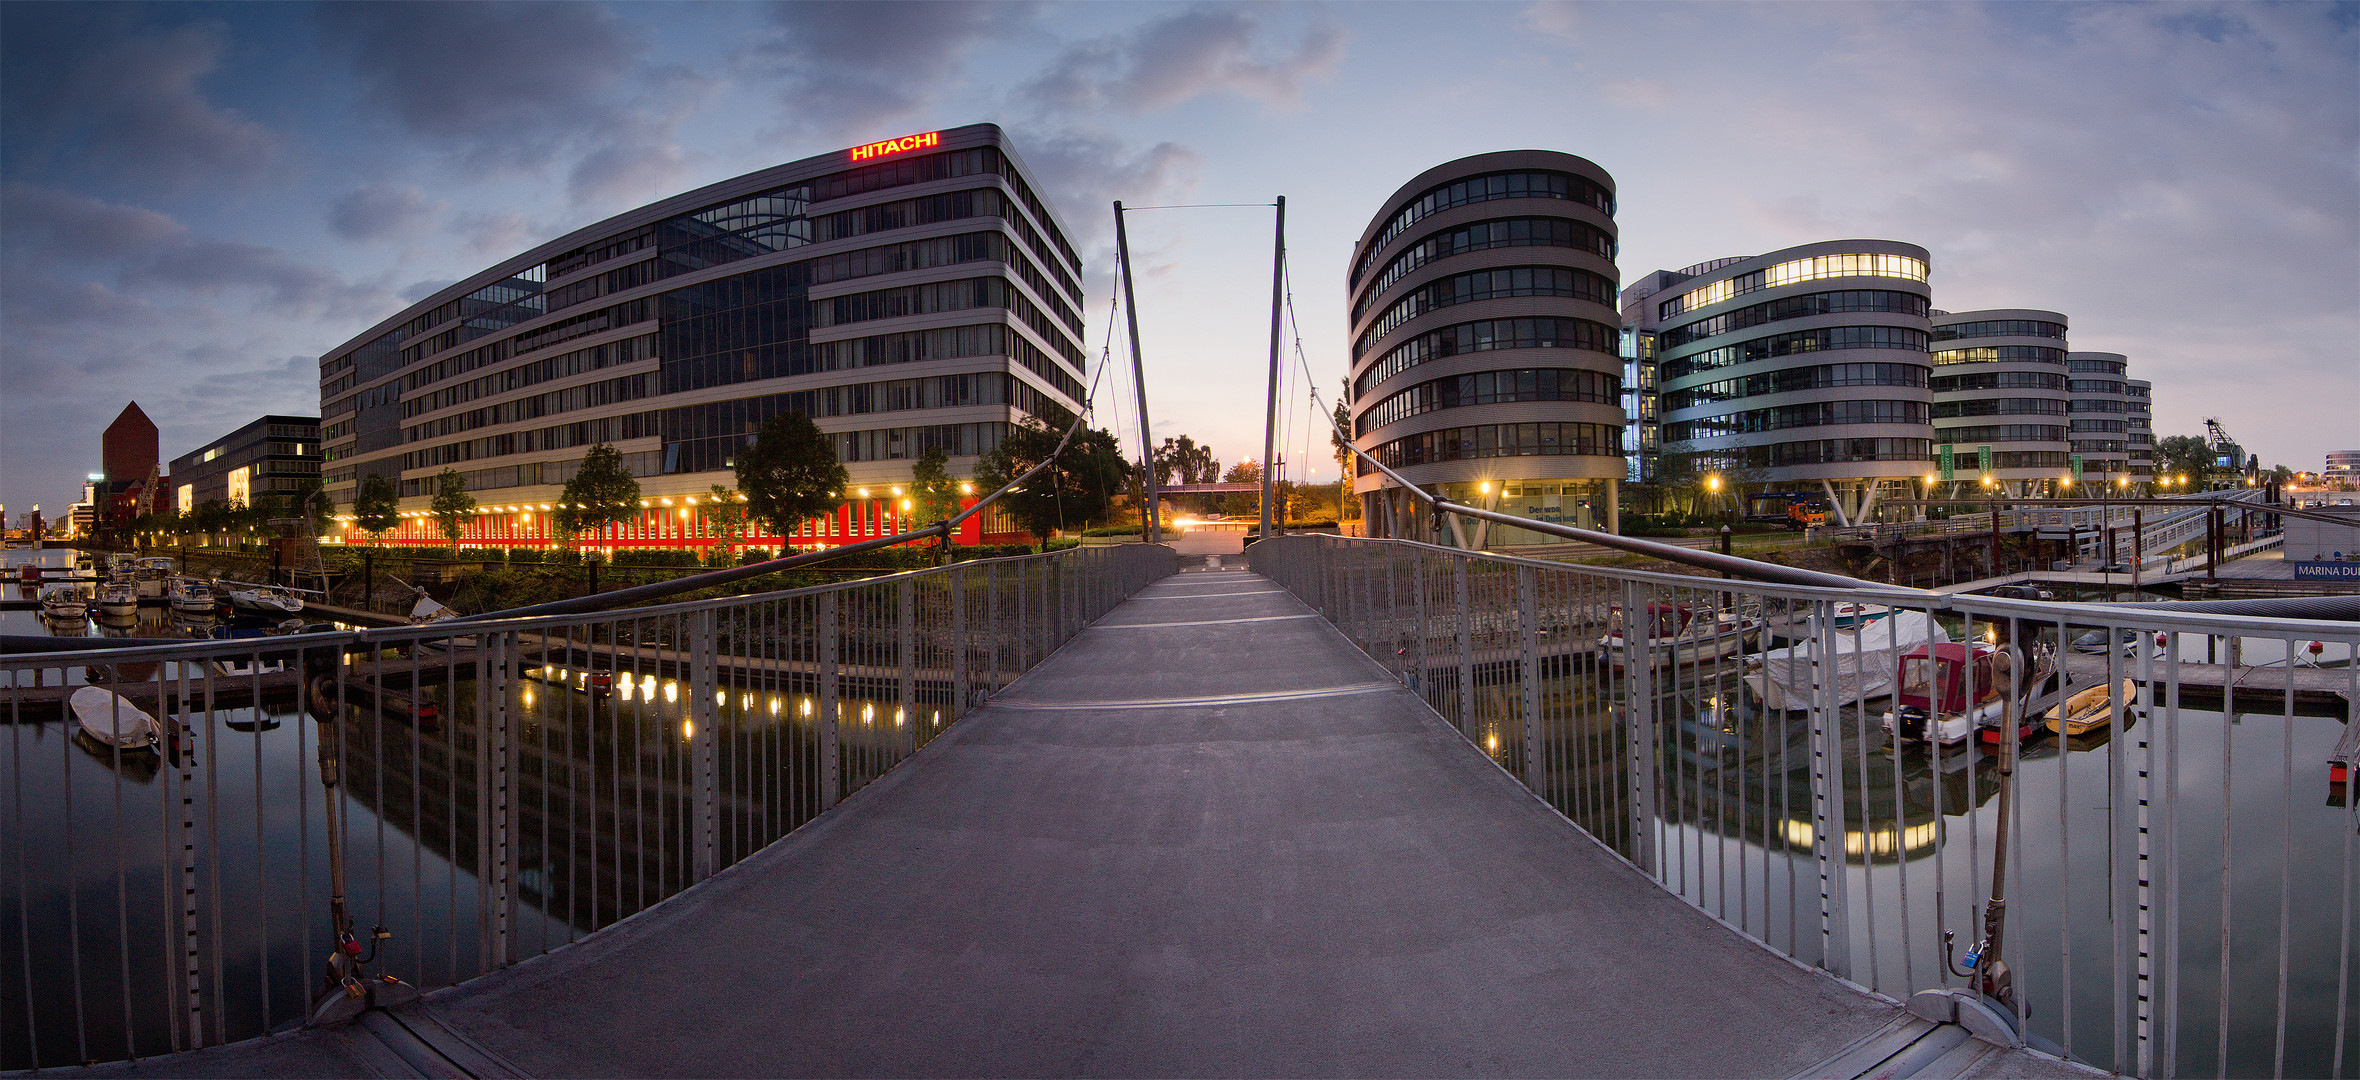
[2,1,2353,514]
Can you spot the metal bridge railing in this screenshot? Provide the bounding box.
[1250,533,2360,1079]
[0,543,1175,1070]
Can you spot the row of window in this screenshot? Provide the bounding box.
[404,373,659,443]
[2067,358,2127,374]
[1352,216,1615,320]
[400,411,653,471]
[1354,266,1616,358]
[1657,289,1928,349]
[1692,438,1933,470]
[662,419,1011,475]
[546,255,662,314]
[1362,421,1624,471]
[2070,418,2128,433]
[1932,345,2066,366]
[2071,398,2127,413]
[1353,317,1617,399]
[1931,398,2068,418]
[1660,325,1930,380]
[806,230,1077,332]
[1933,424,2066,444]
[1931,319,2065,342]
[1353,171,1615,285]
[2069,379,2127,395]
[1663,400,1928,441]
[394,451,662,498]
[2072,440,2128,453]
[1353,368,1620,437]
[1660,253,1928,318]
[1661,362,1928,411]
[404,334,659,419]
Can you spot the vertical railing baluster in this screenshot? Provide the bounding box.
[818,593,840,810]
[690,609,719,883]
[1807,600,1851,978]
[897,579,917,760]
[1517,565,1541,791]
[1621,578,1657,878]
[1453,558,1473,735]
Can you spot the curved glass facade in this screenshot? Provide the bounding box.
[1929,310,2072,493]
[318,124,1084,547]
[1348,151,1624,539]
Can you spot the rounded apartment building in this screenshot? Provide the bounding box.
[2066,352,2134,487]
[2125,379,2155,489]
[316,124,1086,549]
[1929,309,2071,497]
[1636,241,1934,525]
[1345,152,1625,544]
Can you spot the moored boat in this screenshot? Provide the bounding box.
[1742,609,1947,712]
[1881,642,2057,746]
[222,581,305,615]
[97,580,140,617]
[167,576,216,614]
[71,686,161,752]
[2046,678,2139,737]
[38,585,87,621]
[1601,603,1763,672]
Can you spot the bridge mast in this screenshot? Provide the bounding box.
[1261,196,1287,542]
[1114,202,1160,543]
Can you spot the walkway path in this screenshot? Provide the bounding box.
[68,562,2093,1077]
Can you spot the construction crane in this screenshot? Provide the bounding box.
[2203,417,2253,478]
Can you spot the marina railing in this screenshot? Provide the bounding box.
[0,543,1175,1070]
[1249,533,2360,1079]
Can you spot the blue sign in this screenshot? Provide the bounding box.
[2292,562,2360,581]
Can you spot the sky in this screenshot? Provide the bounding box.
[2,0,2354,516]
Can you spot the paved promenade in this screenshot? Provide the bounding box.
[68,551,2092,1077]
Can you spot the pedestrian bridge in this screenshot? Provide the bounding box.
[17,535,2352,1078]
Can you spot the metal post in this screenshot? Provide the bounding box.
[1412,547,1429,695]
[1516,565,1542,790]
[479,631,517,969]
[1621,578,1658,876]
[817,593,840,809]
[1453,557,1474,733]
[950,565,969,715]
[1113,203,1160,545]
[2132,509,2143,594]
[1260,195,1287,544]
[2208,505,2220,583]
[690,609,719,881]
[1807,602,1852,976]
[897,578,917,757]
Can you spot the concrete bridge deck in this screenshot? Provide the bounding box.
[67,559,2094,1078]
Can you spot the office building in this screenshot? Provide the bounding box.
[2065,352,2133,486]
[169,415,322,511]
[2125,379,2155,488]
[1929,309,2071,497]
[1346,151,1627,544]
[1626,241,1935,525]
[318,124,1085,548]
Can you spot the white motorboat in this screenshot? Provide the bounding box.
[1600,603,1763,672]
[96,580,140,617]
[38,585,88,621]
[222,581,304,615]
[1742,609,1947,712]
[1880,643,2055,746]
[167,576,216,614]
[71,686,161,751]
[132,557,176,599]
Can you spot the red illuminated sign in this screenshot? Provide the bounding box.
[850,131,941,162]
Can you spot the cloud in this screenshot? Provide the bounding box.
[1018,131,1200,248]
[739,1,1036,135]
[2,182,389,317]
[0,11,280,186]
[329,183,444,241]
[451,211,540,257]
[1022,7,1345,112]
[314,1,643,173]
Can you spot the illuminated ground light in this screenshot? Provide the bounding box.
[800,698,813,717]
[682,720,695,740]
[1485,734,1499,751]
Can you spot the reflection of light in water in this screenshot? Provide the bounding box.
[741,692,753,709]
[861,703,874,724]
[521,688,534,707]
[619,682,634,700]
[1485,734,1499,751]
[932,710,941,727]
[769,697,781,714]
[895,707,905,728]
[642,675,656,696]
[800,698,812,717]
[682,720,694,740]
[1783,819,1940,857]
[664,681,678,703]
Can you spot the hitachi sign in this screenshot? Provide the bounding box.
[850,132,940,162]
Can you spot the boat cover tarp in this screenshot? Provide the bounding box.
[1750,610,1948,710]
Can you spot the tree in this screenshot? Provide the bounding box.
[289,476,334,535]
[429,469,478,547]
[735,413,846,540]
[1330,395,1359,520]
[1154,435,1220,486]
[2155,434,2213,488]
[703,484,750,559]
[1219,460,1263,518]
[976,406,1131,547]
[353,474,400,538]
[910,445,965,527]
[557,443,642,547]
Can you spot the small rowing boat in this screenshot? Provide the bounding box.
[2047,678,2138,737]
